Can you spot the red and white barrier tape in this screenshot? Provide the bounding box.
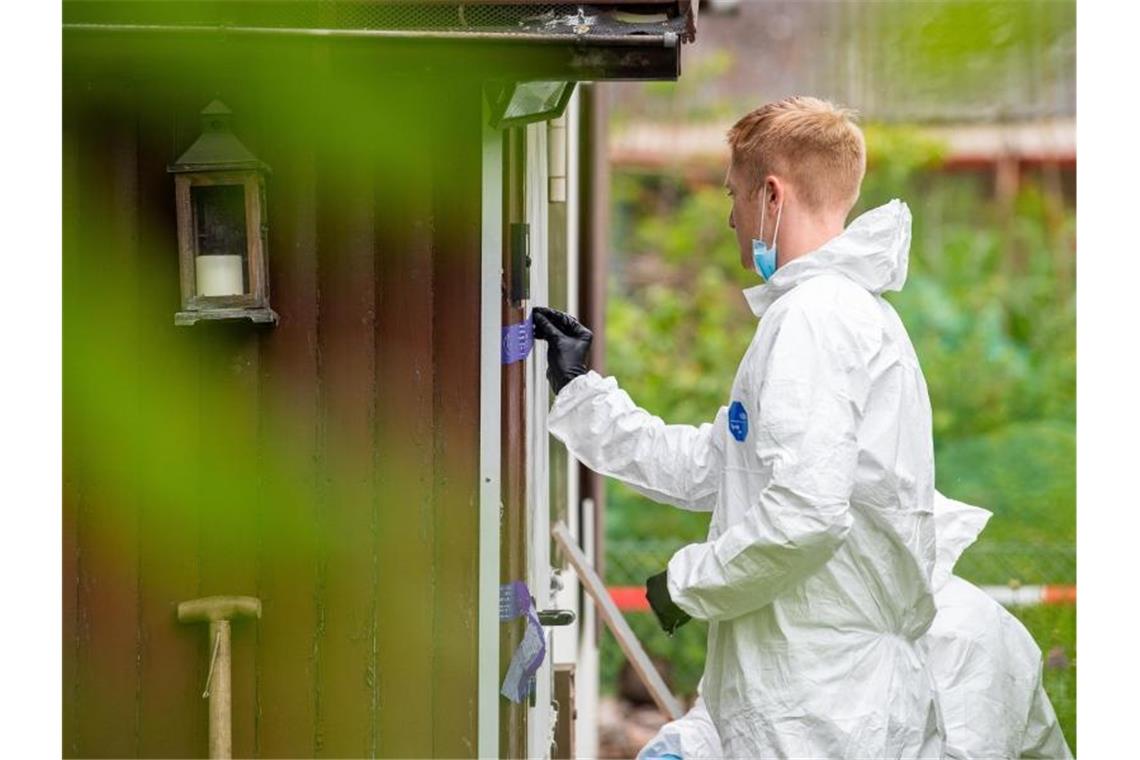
[606,584,1076,612]
[978,584,1076,607]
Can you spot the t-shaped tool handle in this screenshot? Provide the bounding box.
[178,596,262,624]
[178,596,261,759]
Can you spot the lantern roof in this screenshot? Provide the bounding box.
[169,100,269,174]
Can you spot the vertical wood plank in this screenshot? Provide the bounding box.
[429,85,482,757]
[61,88,83,760]
[254,141,321,759]
[226,95,269,760]
[373,86,438,758]
[314,141,379,759]
[501,125,530,760]
[69,84,144,758]
[134,100,208,758]
[190,328,263,760]
[577,85,608,624]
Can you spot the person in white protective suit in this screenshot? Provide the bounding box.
[924,495,1073,759]
[534,97,945,757]
[636,493,1074,760]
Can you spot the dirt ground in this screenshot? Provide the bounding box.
[596,696,674,759]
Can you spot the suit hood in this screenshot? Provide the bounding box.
[744,199,912,318]
[931,492,993,592]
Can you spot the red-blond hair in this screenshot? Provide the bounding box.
[727,96,866,213]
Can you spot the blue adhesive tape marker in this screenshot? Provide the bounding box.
[501,596,547,704]
[498,580,547,704]
[501,318,534,365]
[499,580,530,622]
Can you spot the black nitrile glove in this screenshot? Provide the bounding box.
[532,306,593,395]
[646,570,691,635]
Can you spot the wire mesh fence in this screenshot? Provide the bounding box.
[601,540,704,699]
[951,541,1075,586]
[606,537,1075,596]
[601,535,1076,702]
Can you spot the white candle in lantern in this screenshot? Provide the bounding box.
[196,255,245,296]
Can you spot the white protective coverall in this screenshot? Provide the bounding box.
[925,497,1073,759]
[549,200,944,757]
[636,493,1074,759]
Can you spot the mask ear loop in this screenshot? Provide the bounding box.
[771,198,784,259]
[753,192,768,277]
[758,185,784,250]
[757,189,767,247]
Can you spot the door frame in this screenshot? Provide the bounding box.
[524,117,554,760]
[479,100,503,760]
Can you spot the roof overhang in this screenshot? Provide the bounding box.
[63,1,699,81]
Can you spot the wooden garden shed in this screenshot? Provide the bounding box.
[62,1,698,757]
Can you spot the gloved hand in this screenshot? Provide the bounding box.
[646,570,691,635]
[532,306,593,395]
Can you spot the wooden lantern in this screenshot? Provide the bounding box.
[169,101,277,326]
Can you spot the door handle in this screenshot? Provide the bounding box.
[537,609,576,627]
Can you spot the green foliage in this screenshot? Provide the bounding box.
[880,0,1075,95]
[618,48,739,127]
[599,615,709,701]
[862,124,947,187]
[609,1,1074,123]
[1012,604,1077,751]
[939,419,1075,588]
[939,421,1075,546]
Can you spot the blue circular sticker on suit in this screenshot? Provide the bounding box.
[728,400,749,442]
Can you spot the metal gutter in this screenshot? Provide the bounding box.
[63,22,679,47]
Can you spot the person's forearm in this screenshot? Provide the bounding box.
[548,371,724,512]
[667,488,852,621]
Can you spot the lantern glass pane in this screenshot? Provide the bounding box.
[191,184,249,296]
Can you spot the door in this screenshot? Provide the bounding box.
[499,92,587,760]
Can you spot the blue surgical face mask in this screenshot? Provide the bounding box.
[751,197,783,280]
